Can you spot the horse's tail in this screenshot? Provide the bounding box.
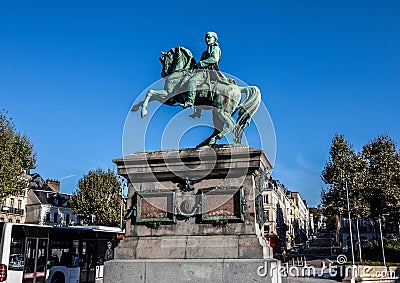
[233,86,261,143]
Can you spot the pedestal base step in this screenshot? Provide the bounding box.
[104,258,281,283]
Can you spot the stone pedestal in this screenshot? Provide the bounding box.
[105,145,280,283]
[104,259,281,283]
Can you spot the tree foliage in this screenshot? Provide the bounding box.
[321,134,367,217]
[362,135,400,221]
[321,134,400,225]
[0,110,36,200]
[70,168,125,227]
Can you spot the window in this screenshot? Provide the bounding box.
[8,219,13,222]
[264,209,269,221]
[10,198,14,209]
[9,233,24,270]
[16,220,20,223]
[48,240,71,267]
[263,195,269,204]
[66,214,70,225]
[54,212,58,223]
[17,200,22,210]
[0,218,4,222]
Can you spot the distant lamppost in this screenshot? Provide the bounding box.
[354,209,363,262]
[344,178,355,283]
[345,179,355,263]
[378,216,386,266]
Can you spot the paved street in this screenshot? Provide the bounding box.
[282,231,339,283]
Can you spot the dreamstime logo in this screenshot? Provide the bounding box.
[122,69,276,215]
[257,254,396,280]
[336,254,347,264]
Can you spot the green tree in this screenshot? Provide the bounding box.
[0,110,36,200]
[362,135,400,222]
[325,215,337,231]
[70,168,125,227]
[321,134,367,217]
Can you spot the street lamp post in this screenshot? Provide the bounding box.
[345,179,355,264]
[355,216,362,262]
[378,217,386,266]
[345,178,356,283]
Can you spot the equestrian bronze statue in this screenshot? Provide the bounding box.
[131,34,262,148]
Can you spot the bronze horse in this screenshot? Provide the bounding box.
[131,46,261,147]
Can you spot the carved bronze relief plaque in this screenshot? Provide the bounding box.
[132,191,176,225]
[200,186,245,223]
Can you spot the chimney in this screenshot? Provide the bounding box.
[46,178,60,192]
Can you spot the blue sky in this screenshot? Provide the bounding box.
[1,1,400,207]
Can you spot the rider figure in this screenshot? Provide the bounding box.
[185,31,228,109]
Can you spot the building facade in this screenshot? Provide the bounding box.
[25,175,77,225]
[262,178,310,253]
[290,191,310,245]
[0,189,28,223]
[0,174,78,226]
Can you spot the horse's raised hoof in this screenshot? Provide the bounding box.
[131,104,140,112]
[209,137,217,145]
[141,109,148,118]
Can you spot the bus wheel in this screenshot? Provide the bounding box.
[51,272,65,283]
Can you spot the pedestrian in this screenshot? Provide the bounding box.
[282,249,287,263]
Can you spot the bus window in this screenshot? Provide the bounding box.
[9,238,24,270]
[23,238,48,283]
[96,240,116,264]
[23,238,36,282]
[37,239,47,271]
[48,240,70,267]
[9,226,25,271]
[80,241,96,283]
[72,240,79,267]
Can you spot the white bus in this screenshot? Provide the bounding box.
[0,223,124,283]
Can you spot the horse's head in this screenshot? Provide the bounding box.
[159,46,196,78]
[159,50,174,78]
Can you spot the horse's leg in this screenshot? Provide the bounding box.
[212,110,235,143]
[196,109,223,147]
[131,100,144,112]
[196,109,235,147]
[140,89,168,118]
[210,89,238,144]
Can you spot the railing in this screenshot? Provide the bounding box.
[1,206,24,215]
